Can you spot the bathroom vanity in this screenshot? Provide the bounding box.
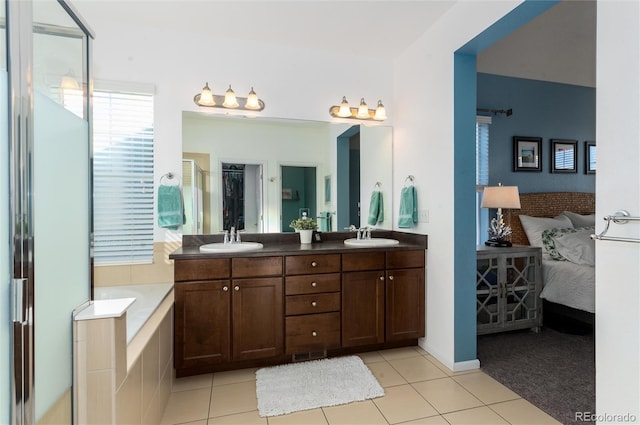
[170,231,427,377]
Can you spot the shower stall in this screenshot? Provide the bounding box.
[182,159,205,234]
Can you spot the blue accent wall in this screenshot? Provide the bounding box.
[478,73,595,192]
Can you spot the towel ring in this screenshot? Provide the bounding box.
[404,175,415,186]
[160,172,180,186]
[374,182,382,190]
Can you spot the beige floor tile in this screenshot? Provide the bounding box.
[443,406,509,424]
[213,368,257,386]
[160,387,211,425]
[389,356,448,383]
[267,408,329,425]
[489,399,562,425]
[378,346,422,361]
[210,381,258,418]
[367,361,408,387]
[423,355,480,377]
[454,372,520,404]
[372,384,439,424]
[172,373,214,393]
[357,351,386,364]
[399,416,450,424]
[208,410,266,425]
[412,378,483,414]
[322,400,388,425]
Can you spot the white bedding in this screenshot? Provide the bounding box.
[540,257,595,313]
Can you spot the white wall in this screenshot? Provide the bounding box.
[595,1,640,421]
[393,0,523,369]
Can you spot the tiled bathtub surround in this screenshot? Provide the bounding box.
[73,284,174,424]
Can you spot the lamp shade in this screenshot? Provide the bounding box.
[481,185,521,209]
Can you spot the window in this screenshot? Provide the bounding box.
[92,87,155,265]
[476,116,491,245]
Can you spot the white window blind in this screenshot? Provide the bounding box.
[93,89,155,265]
[476,116,491,245]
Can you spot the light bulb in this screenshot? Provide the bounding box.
[245,87,261,110]
[373,100,387,121]
[198,82,215,106]
[60,70,80,90]
[223,85,239,108]
[337,96,352,118]
[357,98,369,119]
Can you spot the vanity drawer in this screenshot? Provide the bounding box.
[386,250,425,269]
[285,312,340,354]
[286,292,340,316]
[285,254,341,275]
[232,256,283,278]
[342,252,385,272]
[175,259,230,281]
[285,273,341,295]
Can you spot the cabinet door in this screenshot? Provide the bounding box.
[386,268,425,341]
[174,280,231,369]
[232,277,284,361]
[342,271,385,347]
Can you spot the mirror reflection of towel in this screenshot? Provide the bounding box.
[318,211,332,232]
[158,185,184,230]
[398,186,417,228]
[367,191,384,225]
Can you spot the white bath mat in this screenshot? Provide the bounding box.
[256,355,384,417]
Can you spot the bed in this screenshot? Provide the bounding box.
[508,192,595,327]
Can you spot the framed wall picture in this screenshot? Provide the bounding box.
[551,139,578,173]
[282,188,293,200]
[324,175,331,203]
[585,141,596,174]
[513,136,542,172]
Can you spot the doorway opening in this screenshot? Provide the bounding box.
[281,165,317,232]
[221,163,263,233]
[336,125,361,230]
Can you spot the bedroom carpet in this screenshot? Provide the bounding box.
[477,327,595,425]
[255,355,384,417]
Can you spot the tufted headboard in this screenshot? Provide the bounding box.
[507,192,595,246]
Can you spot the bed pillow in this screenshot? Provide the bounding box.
[562,211,596,227]
[518,214,573,247]
[541,226,576,260]
[554,227,596,266]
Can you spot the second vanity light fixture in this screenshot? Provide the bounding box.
[194,82,265,111]
[329,96,387,121]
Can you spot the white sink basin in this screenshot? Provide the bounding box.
[199,242,264,253]
[343,238,400,247]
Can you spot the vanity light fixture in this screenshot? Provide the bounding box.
[194,82,265,111]
[60,69,81,90]
[329,96,387,121]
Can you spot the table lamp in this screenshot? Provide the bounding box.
[481,183,521,247]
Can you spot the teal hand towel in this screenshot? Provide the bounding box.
[158,185,184,230]
[398,186,417,228]
[319,211,331,232]
[367,191,384,225]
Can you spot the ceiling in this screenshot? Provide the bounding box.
[73,0,455,59]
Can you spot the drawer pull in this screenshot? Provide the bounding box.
[311,301,317,307]
[311,261,318,267]
[379,276,384,281]
[222,286,229,292]
[389,276,394,281]
[311,281,317,287]
[234,285,240,291]
[311,331,317,337]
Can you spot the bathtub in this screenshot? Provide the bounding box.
[94,282,173,344]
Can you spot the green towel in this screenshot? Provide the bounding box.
[367,191,384,225]
[319,211,331,232]
[398,186,417,228]
[158,185,184,230]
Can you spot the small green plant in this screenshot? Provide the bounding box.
[289,218,317,230]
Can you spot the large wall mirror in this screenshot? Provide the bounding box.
[182,112,392,234]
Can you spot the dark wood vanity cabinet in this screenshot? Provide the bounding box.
[385,250,425,341]
[174,257,283,372]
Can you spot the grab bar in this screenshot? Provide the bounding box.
[591,210,640,243]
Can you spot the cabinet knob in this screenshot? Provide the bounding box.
[311,301,317,307]
[311,282,317,287]
[379,276,384,281]
[311,261,318,267]
[311,331,317,337]
[389,275,394,281]
[234,285,240,291]
[222,286,229,292]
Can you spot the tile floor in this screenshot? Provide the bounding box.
[160,346,561,425]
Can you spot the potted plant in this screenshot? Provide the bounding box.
[289,217,317,244]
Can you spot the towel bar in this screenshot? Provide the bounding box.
[591,210,640,243]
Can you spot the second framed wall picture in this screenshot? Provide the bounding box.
[513,136,542,172]
[551,139,578,173]
[585,141,596,174]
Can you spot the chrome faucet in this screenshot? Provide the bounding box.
[356,227,372,240]
[229,226,236,243]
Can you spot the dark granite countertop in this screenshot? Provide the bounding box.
[169,231,427,260]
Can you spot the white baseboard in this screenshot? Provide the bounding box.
[419,338,480,373]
